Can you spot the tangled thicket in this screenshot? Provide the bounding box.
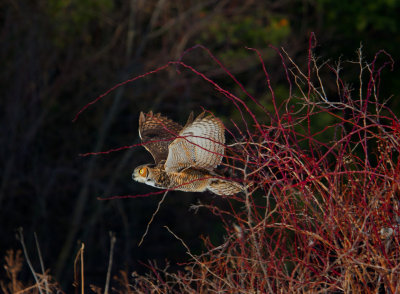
[3,42,399,293]
[124,45,399,293]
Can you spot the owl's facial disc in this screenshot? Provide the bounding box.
[133,165,148,182]
[132,164,158,187]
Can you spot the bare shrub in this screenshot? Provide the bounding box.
[114,41,399,293]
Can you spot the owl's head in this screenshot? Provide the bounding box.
[132,164,158,187]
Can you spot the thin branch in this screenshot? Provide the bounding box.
[104,232,116,294]
[138,191,169,246]
[34,232,49,294]
[17,228,44,294]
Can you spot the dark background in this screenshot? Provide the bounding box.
[1,0,399,290]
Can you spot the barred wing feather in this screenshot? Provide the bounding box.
[165,113,225,172]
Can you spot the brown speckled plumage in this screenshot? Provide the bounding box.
[132,111,242,196]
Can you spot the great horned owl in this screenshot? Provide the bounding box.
[132,111,243,195]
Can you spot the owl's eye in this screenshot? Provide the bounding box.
[139,167,148,177]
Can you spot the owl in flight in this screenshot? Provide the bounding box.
[132,111,243,195]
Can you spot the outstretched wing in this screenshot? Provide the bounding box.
[165,112,225,172]
[139,111,194,164]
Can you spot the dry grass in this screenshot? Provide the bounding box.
[1,250,63,294]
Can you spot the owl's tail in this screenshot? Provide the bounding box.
[208,179,244,196]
